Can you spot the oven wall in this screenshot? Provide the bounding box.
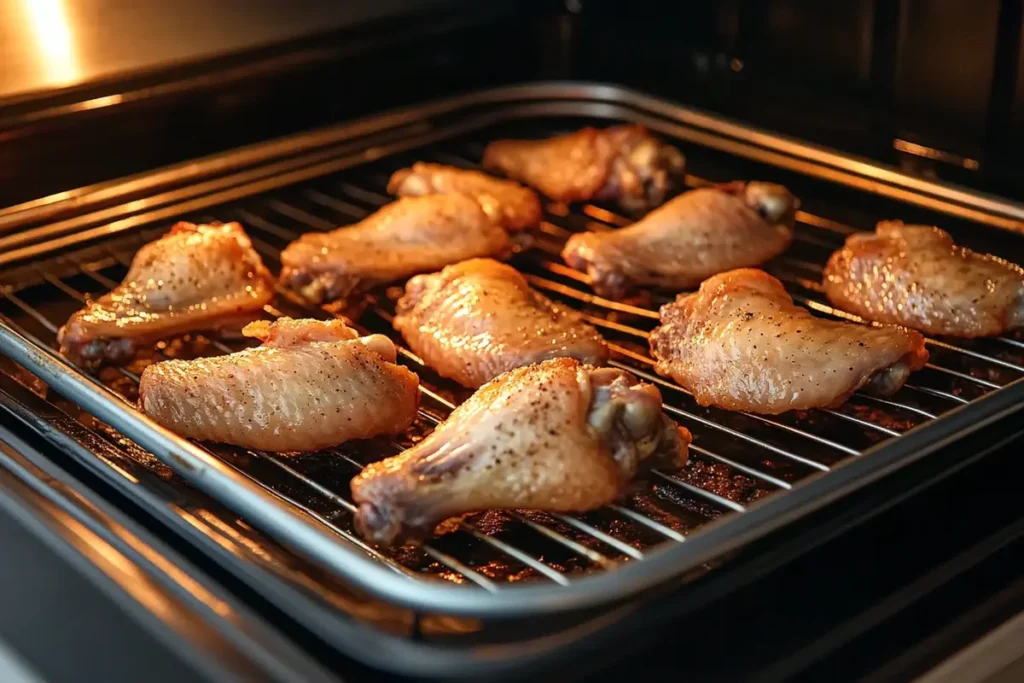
[0,0,536,207]
[574,0,1022,193]
[4,0,1024,207]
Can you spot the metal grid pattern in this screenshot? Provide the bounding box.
[2,119,1023,592]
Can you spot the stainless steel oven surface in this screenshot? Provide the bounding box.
[1,84,1022,678]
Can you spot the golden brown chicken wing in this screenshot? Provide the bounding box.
[823,221,1024,338]
[279,195,512,307]
[139,317,420,452]
[58,222,274,369]
[387,162,542,232]
[562,182,796,299]
[350,358,690,546]
[650,269,929,414]
[482,125,686,211]
[394,258,608,388]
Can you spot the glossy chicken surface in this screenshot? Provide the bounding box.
[139,318,420,452]
[650,269,929,414]
[562,182,796,299]
[350,358,690,546]
[824,221,1024,337]
[387,162,542,232]
[58,222,274,369]
[394,259,608,388]
[279,195,512,307]
[482,125,686,211]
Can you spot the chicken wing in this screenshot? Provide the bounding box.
[650,269,929,414]
[562,182,796,299]
[482,125,686,211]
[279,195,512,307]
[139,317,420,452]
[394,258,608,388]
[387,163,542,232]
[824,221,1024,337]
[58,222,274,369]
[350,358,690,546]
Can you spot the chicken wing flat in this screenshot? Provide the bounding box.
[58,222,274,369]
[482,125,686,211]
[387,162,542,232]
[394,258,608,388]
[350,358,690,546]
[824,221,1024,338]
[562,182,796,299]
[139,318,420,452]
[279,195,512,307]
[650,269,929,414]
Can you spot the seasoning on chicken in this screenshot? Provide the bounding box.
[393,258,608,388]
[139,317,420,452]
[562,182,796,299]
[482,125,686,211]
[387,162,542,232]
[823,221,1024,338]
[350,358,690,546]
[279,195,512,307]
[58,221,274,369]
[650,269,929,414]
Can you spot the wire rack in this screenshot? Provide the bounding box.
[2,117,1023,598]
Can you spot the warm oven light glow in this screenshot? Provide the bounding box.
[20,0,79,86]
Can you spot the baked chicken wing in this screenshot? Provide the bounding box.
[650,269,929,414]
[387,162,542,232]
[350,358,690,546]
[139,318,420,452]
[279,195,512,307]
[824,221,1024,337]
[562,182,796,299]
[394,258,608,388]
[482,125,686,211]
[58,222,274,369]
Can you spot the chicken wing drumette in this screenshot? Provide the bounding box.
[351,358,690,546]
[279,195,512,307]
[387,162,542,232]
[483,125,686,211]
[562,182,796,299]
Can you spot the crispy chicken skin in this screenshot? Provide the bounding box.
[58,222,273,369]
[387,162,542,232]
[650,269,929,414]
[139,318,420,452]
[562,182,797,299]
[279,195,512,307]
[482,125,686,211]
[394,259,608,388]
[350,358,690,546]
[824,221,1024,338]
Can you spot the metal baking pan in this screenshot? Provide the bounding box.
[0,424,335,683]
[1,82,1023,623]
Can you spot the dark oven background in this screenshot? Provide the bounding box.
[5,0,1024,208]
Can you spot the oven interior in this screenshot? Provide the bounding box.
[1,86,1023,677]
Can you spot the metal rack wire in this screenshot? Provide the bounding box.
[2,118,1023,595]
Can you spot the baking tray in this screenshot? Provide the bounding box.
[1,83,1023,628]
